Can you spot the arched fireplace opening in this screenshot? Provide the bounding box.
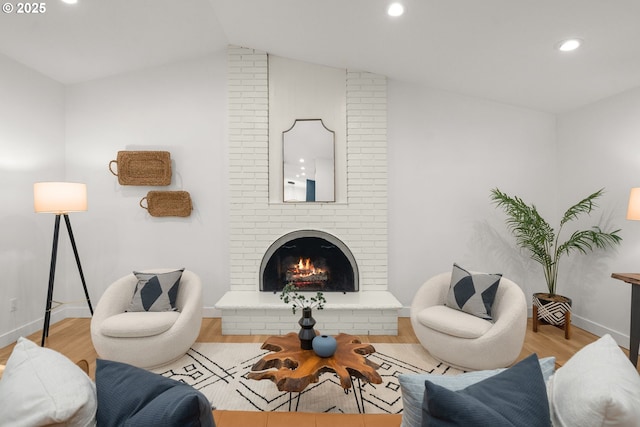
[260,230,359,293]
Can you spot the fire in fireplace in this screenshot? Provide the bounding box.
[286,257,328,288]
[260,230,358,292]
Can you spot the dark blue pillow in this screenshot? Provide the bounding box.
[422,354,551,427]
[96,359,214,427]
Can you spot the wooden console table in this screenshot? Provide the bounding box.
[611,273,640,367]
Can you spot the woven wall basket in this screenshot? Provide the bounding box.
[140,191,192,217]
[109,151,171,186]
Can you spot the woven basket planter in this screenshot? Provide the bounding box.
[140,191,192,217]
[533,293,572,326]
[109,151,171,186]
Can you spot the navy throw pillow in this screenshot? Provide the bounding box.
[96,359,214,427]
[422,353,551,427]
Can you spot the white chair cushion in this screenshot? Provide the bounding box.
[417,305,492,339]
[101,312,180,338]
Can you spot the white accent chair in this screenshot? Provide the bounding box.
[90,269,202,368]
[410,272,527,371]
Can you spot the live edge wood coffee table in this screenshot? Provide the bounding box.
[248,332,382,412]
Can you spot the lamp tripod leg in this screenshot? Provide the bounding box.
[63,214,93,314]
[41,215,61,347]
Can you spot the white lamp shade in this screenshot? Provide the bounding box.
[34,182,87,214]
[627,188,640,220]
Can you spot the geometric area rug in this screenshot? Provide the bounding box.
[151,343,464,414]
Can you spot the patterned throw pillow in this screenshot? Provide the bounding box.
[128,268,184,312]
[445,263,501,320]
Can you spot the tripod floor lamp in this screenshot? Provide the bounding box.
[34,182,93,347]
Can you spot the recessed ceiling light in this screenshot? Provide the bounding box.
[557,38,582,52]
[387,2,405,17]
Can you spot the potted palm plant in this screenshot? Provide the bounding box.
[490,188,622,327]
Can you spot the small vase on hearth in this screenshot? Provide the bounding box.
[298,307,316,350]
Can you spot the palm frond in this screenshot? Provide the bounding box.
[490,188,555,256]
[491,187,622,296]
[556,227,622,257]
[559,188,604,226]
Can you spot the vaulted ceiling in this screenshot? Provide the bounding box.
[1,0,639,113]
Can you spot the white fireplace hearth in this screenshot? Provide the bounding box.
[216,291,401,335]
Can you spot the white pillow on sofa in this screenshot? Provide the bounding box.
[547,334,640,427]
[0,337,97,427]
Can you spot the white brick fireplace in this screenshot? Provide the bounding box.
[215,46,401,335]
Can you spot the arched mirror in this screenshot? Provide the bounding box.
[283,119,335,202]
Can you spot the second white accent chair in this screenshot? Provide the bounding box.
[410,271,527,371]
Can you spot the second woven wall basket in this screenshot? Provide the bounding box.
[140,191,193,217]
[109,151,172,186]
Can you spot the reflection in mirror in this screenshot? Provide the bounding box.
[283,119,335,202]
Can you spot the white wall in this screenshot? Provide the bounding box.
[387,81,558,311]
[3,44,638,349]
[63,52,228,318]
[556,87,640,345]
[0,54,66,345]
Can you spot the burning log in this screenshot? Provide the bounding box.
[286,257,328,287]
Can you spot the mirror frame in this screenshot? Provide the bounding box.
[282,119,335,203]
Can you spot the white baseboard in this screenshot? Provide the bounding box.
[0,318,43,349]
[0,311,62,349]
[570,313,630,350]
[203,306,221,317]
[0,307,91,349]
[526,307,629,349]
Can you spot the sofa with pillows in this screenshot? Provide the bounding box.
[0,337,214,427]
[401,332,640,427]
[1,333,639,426]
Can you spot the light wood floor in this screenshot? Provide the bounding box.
[2,317,636,379]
